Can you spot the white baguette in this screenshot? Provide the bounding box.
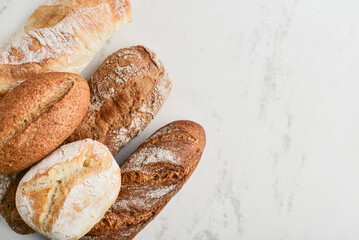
[0,0,132,98]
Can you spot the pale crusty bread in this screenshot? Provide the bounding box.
[0,0,132,99]
[0,45,172,234]
[16,139,121,240]
[84,120,206,239]
[0,72,90,174]
[66,45,172,155]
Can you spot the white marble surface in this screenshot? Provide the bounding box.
[1,0,359,239]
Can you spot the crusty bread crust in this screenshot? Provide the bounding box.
[16,139,122,240]
[66,45,172,154]
[83,120,206,239]
[0,72,90,174]
[0,0,132,99]
[0,45,173,235]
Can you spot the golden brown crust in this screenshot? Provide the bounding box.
[0,0,132,98]
[0,72,90,174]
[66,45,172,155]
[16,139,122,240]
[83,120,206,240]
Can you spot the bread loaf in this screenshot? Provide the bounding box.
[0,45,172,234]
[0,0,132,99]
[16,139,122,240]
[66,45,172,155]
[84,120,206,239]
[0,72,90,174]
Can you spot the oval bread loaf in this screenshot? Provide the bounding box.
[84,120,206,240]
[66,45,172,155]
[0,72,90,174]
[16,139,122,240]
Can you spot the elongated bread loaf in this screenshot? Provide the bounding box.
[16,139,122,240]
[84,120,206,239]
[0,0,132,99]
[66,45,172,154]
[0,46,172,234]
[0,72,90,174]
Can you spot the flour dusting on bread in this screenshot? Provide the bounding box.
[0,0,132,98]
[121,147,180,174]
[16,139,122,240]
[113,185,176,211]
[66,45,172,156]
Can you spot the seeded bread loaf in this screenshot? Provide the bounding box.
[16,139,122,240]
[0,72,90,174]
[66,45,172,155]
[0,0,132,99]
[83,120,206,239]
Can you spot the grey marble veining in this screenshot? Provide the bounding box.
[1,0,359,239]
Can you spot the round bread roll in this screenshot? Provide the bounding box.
[15,139,121,240]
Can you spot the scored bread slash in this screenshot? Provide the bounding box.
[16,139,122,240]
[84,120,206,240]
[0,72,90,174]
[66,45,172,155]
[0,0,132,99]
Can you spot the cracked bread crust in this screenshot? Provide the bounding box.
[66,45,172,155]
[16,139,121,240]
[83,120,206,240]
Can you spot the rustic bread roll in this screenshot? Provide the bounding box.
[84,120,206,239]
[16,139,121,240]
[66,45,172,154]
[0,0,132,99]
[0,45,172,234]
[0,72,90,174]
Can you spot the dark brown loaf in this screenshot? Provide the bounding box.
[83,120,206,239]
[0,72,90,174]
[66,45,172,155]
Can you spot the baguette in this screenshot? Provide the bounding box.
[66,45,172,155]
[0,46,172,234]
[84,120,206,239]
[0,0,132,99]
[0,72,90,174]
